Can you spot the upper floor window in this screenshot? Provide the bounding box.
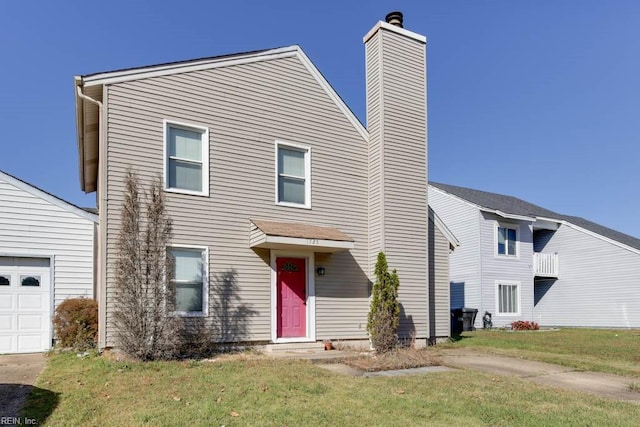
[169,247,207,316]
[164,120,209,196]
[275,141,311,208]
[497,226,517,256]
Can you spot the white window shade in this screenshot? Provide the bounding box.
[171,249,205,314]
[164,121,208,195]
[276,142,310,208]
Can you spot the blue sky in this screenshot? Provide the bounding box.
[1,1,638,237]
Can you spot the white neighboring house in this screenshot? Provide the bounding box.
[429,182,640,329]
[0,170,97,353]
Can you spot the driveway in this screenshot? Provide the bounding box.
[439,349,640,403]
[0,353,47,419]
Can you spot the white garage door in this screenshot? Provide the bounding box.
[0,257,51,353]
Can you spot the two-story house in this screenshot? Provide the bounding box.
[74,13,456,350]
[429,182,640,329]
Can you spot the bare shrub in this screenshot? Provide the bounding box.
[53,298,98,350]
[113,170,177,360]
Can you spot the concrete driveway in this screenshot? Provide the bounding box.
[0,353,47,419]
[440,350,640,403]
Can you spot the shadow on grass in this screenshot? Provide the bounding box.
[0,384,59,424]
[449,332,475,342]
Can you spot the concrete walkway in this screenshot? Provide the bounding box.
[0,353,47,419]
[439,349,640,403]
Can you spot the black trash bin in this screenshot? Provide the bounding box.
[461,307,478,331]
[451,308,464,334]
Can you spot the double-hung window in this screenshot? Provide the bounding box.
[497,226,517,256]
[496,282,520,315]
[165,121,209,196]
[170,247,207,316]
[276,141,311,208]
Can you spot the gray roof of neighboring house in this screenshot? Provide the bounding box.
[430,181,640,251]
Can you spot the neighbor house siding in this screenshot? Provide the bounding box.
[429,218,451,339]
[103,55,369,346]
[0,179,95,307]
[479,213,534,327]
[428,187,481,311]
[366,27,428,339]
[533,224,640,327]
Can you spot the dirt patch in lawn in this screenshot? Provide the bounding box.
[342,348,441,372]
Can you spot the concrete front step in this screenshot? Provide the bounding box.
[263,342,325,353]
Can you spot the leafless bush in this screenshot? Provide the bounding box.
[113,170,178,360]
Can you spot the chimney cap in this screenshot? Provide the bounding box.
[385,11,403,28]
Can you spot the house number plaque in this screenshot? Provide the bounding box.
[282,262,299,272]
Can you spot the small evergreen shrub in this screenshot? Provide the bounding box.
[367,252,400,352]
[511,320,540,331]
[53,298,98,350]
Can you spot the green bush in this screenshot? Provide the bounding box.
[53,298,98,350]
[367,252,400,352]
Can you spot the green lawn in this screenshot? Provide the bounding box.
[23,350,640,426]
[441,328,640,377]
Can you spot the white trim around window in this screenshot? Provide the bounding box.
[163,120,209,196]
[274,140,311,209]
[495,222,519,258]
[168,245,209,317]
[495,281,520,316]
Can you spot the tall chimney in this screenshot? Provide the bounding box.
[364,14,429,343]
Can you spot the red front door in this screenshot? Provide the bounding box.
[277,257,306,338]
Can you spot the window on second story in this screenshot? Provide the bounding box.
[276,141,311,208]
[497,226,517,256]
[164,121,209,196]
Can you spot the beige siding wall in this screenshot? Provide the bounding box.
[366,28,428,339]
[103,55,369,345]
[0,179,96,307]
[429,218,451,338]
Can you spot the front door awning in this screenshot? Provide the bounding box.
[250,219,354,253]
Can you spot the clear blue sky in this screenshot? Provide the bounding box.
[1,1,638,237]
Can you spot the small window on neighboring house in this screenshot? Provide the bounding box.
[0,275,10,286]
[276,141,311,208]
[170,248,207,315]
[20,275,40,287]
[165,121,209,196]
[497,226,517,256]
[497,282,520,315]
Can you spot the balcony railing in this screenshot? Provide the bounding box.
[534,252,559,278]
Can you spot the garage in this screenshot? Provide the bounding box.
[0,257,52,353]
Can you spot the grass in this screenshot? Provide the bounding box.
[441,328,640,377]
[22,351,640,426]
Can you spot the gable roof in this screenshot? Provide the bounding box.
[0,170,98,223]
[75,46,369,193]
[430,181,640,252]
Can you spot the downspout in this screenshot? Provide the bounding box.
[76,84,107,349]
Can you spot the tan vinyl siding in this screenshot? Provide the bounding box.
[0,179,95,307]
[429,218,451,338]
[366,32,382,276]
[366,28,428,339]
[104,55,369,345]
[533,225,640,328]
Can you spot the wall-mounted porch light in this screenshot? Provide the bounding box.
[316,266,326,276]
